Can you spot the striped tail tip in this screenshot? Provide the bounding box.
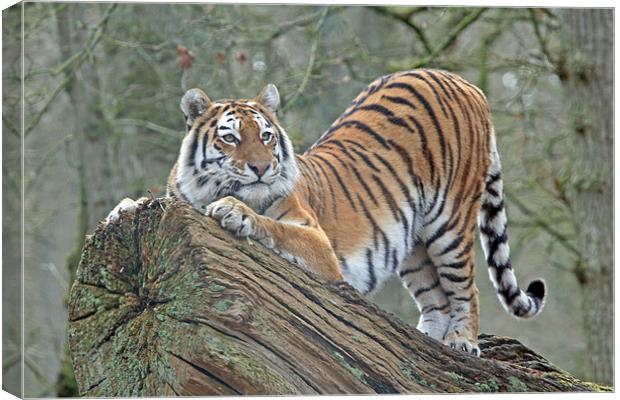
[511,278,546,319]
[526,279,546,302]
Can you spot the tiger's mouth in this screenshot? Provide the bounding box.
[241,180,270,187]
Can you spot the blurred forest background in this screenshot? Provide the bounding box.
[2,3,613,396]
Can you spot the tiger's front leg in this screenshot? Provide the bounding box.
[206,196,344,282]
[206,196,258,238]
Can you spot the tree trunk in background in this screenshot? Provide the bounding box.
[67,199,610,395]
[55,3,117,282]
[55,4,118,396]
[561,9,613,385]
[2,5,24,398]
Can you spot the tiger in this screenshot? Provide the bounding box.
[107,69,546,356]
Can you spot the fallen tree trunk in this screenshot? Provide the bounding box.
[68,198,610,396]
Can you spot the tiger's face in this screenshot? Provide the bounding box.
[175,85,298,211]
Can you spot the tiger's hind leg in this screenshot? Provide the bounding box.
[424,226,480,356]
[398,243,451,341]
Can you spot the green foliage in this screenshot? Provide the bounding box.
[473,378,500,392]
[506,376,529,392]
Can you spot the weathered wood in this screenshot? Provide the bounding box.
[68,198,610,396]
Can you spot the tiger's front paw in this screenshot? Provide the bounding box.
[206,196,257,237]
[106,197,145,224]
[443,330,480,357]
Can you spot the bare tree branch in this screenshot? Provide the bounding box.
[25,4,118,137]
[282,6,330,111]
[373,7,433,54]
[389,8,488,71]
[504,190,581,258]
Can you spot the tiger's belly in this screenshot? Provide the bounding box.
[325,207,424,294]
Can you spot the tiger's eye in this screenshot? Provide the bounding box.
[261,131,272,142]
[222,134,237,144]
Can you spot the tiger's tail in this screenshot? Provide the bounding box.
[478,128,546,318]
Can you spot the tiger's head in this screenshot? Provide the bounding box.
[175,84,298,212]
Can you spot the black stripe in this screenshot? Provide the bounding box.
[278,131,290,160]
[355,104,414,132]
[175,180,191,203]
[372,151,416,241]
[313,154,358,212]
[186,132,199,168]
[453,193,483,241]
[486,227,508,266]
[425,70,455,101]
[438,235,464,256]
[439,272,470,283]
[275,208,290,221]
[402,71,449,118]
[386,81,447,174]
[453,294,474,302]
[409,73,462,188]
[321,140,367,169]
[500,286,520,305]
[197,174,211,187]
[487,186,500,197]
[425,217,459,248]
[441,92,461,190]
[481,199,504,221]
[441,260,468,270]
[299,158,322,196]
[493,261,512,283]
[349,165,379,206]
[371,173,410,244]
[308,157,339,217]
[371,175,402,223]
[391,249,399,272]
[406,115,435,182]
[338,74,391,120]
[413,280,441,297]
[453,315,469,323]
[297,159,323,214]
[421,302,450,314]
[319,120,390,150]
[319,147,379,207]
[463,276,475,290]
[341,140,382,172]
[452,241,474,260]
[399,260,431,277]
[386,139,426,207]
[366,248,377,293]
[486,172,501,186]
[382,94,417,110]
[356,193,390,252]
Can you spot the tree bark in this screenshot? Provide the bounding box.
[68,199,610,396]
[560,9,613,386]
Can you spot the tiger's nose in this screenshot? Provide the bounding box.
[248,162,270,178]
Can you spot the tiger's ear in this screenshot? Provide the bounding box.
[180,88,210,128]
[256,84,280,113]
